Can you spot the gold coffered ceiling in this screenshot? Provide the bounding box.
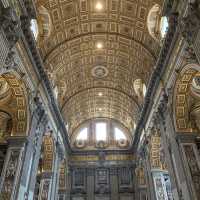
[37,0,162,137]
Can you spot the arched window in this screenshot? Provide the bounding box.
[147,4,161,41]
[95,122,107,141]
[76,127,88,141]
[133,79,146,99]
[160,16,169,38]
[114,127,126,140]
[147,5,169,41]
[30,19,39,40]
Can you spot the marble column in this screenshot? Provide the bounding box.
[50,142,64,200]
[17,97,48,200]
[86,168,95,200]
[0,137,27,200]
[136,159,149,200]
[66,168,72,200]
[154,116,180,199]
[177,135,200,200]
[110,168,119,200]
[156,94,195,200]
[144,153,156,200]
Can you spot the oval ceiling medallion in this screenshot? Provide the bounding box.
[91,65,109,78]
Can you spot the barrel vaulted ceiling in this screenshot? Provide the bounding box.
[36,0,162,137]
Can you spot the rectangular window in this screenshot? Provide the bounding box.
[96,122,107,141]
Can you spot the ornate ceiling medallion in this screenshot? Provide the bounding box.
[91,65,108,78]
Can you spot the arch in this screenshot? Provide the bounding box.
[0,73,28,137]
[173,64,200,133]
[42,135,54,172]
[133,78,146,100]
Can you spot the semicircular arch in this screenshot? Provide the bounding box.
[0,73,28,137]
[173,63,200,133]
